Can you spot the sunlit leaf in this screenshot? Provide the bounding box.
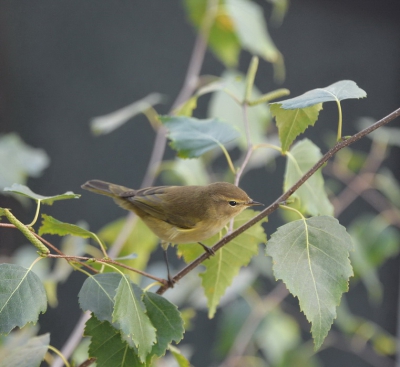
[0,333,49,367]
[267,216,353,350]
[160,116,239,158]
[39,214,96,240]
[85,315,144,367]
[90,93,163,135]
[270,103,323,153]
[143,292,184,357]
[0,133,49,190]
[0,264,47,335]
[178,209,267,318]
[113,276,156,361]
[276,80,366,109]
[3,184,79,205]
[284,139,334,216]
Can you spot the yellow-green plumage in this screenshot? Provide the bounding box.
[81,179,262,246]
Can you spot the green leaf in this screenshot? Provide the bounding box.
[168,345,191,367]
[98,217,159,281]
[225,0,282,65]
[79,273,123,323]
[0,333,50,367]
[0,133,49,190]
[90,93,163,135]
[183,0,240,67]
[160,115,240,158]
[276,80,366,110]
[270,103,323,153]
[3,183,80,204]
[143,292,184,357]
[208,70,270,149]
[113,276,156,361]
[284,139,334,216]
[85,315,144,367]
[39,214,99,242]
[266,216,353,350]
[179,209,267,318]
[0,264,47,334]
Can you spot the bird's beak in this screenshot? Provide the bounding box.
[247,200,264,206]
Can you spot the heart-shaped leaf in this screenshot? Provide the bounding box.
[275,80,366,110]
[0,264,47,335]
[161,116,239,158]
[266,216,353,350]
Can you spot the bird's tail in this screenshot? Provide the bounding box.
[81,180,135,198]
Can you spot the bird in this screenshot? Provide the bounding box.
[81,179,262,284]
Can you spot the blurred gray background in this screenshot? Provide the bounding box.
[1,0,399,366]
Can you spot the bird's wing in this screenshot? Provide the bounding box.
[129,186,197,229]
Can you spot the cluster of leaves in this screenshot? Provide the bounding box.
[0,75,369,366]
[1,1,399,366]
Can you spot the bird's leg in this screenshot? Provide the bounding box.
[161,241,175,287]
[198,242,215,256]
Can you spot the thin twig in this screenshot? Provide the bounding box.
[47,254,168,285]
[77,358,96,367]
[156,107,400,294]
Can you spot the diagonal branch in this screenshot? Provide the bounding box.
[156,107,400,294]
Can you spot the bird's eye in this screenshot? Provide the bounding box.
[229,201,237,207]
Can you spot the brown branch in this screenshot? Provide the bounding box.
[156,107,400,294]
[77,358,96,367]
[47,254,168,285]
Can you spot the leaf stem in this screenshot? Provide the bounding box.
[244,56,259,102]
[26,200,41,227]
[336,99,343,141]
[48,345,71,367]
[143,281,164,292]
[156,107,400,294]
[253,142,283,154]
[279,204,306,220]
[248,88,290,106]
[218,142,236,174]
[90,232,109,258]
[234,103,253,186]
